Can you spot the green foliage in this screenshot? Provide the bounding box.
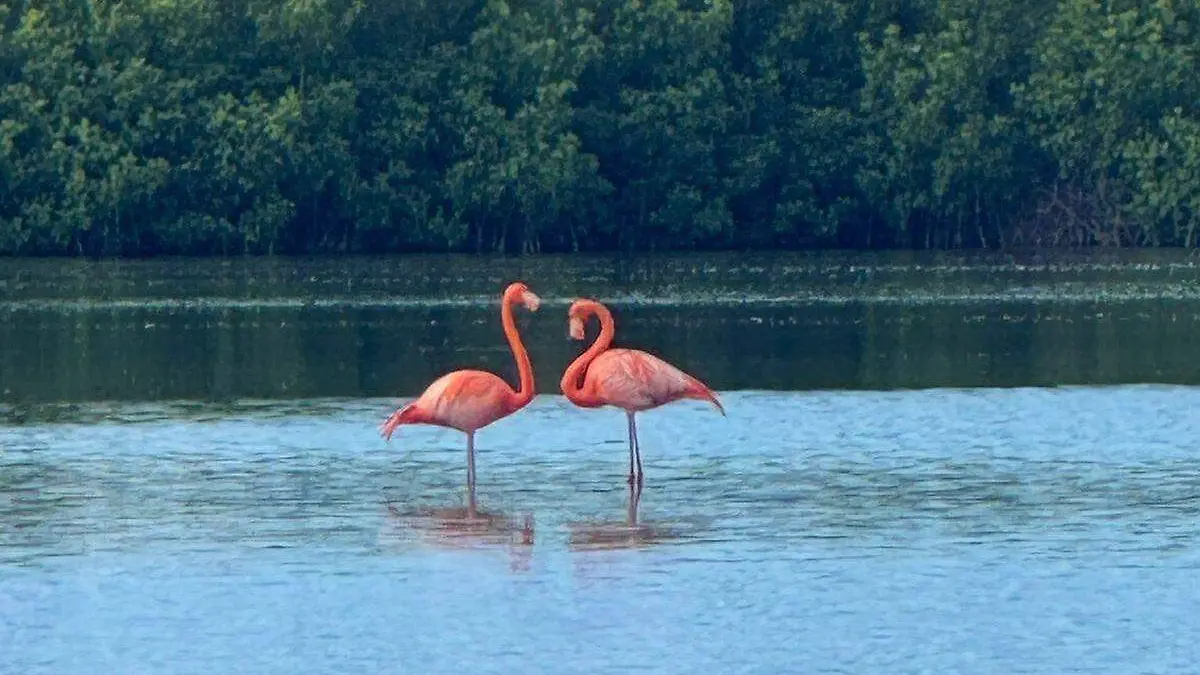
[1017,0,1200,247]
[1,0,1198,255]
[858,0,1047,248]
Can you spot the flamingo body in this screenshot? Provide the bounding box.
[381,369,522,438]
[576,348,724,415]
[561,299,724,485]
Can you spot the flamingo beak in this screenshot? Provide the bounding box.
[568,316,585,340]
[520,290,541,312]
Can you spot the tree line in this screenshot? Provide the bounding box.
[1,0,1198,257]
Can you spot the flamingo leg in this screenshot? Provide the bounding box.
[632,413,643,486]
[466,431,477,518]
[628,480,642,527]
[625,412,636,485]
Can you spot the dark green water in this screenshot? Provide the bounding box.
[3,250,1200,404]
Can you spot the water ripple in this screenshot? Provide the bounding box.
[2,388,1199,673]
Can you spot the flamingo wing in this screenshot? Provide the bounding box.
[384,369,518,437]
[585,348,723,414]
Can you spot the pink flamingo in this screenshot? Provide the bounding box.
[380,282,541,509]
[560,299,725,485]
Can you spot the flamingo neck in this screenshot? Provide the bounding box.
[560,302,614,406]
[502,291,535,411]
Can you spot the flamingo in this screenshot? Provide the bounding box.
[560,298,724,486]
[380,281,541,510]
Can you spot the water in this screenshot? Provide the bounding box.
[3,390,1199,673]
[4,250,1200,403]
[2,252,1200,673]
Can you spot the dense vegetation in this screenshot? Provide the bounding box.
[1,0,1198,256]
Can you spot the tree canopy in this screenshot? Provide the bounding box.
[1,0,1198,256]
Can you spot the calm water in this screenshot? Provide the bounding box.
[4,250,1200,403]
[2,252,1200,673]
[3,391,1199,673]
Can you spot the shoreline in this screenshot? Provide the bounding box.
[3,249,1199,304]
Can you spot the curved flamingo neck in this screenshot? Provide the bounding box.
[561,301,614,406]
[502,289,535,411]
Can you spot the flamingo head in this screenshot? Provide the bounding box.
[505,282,541,312]
[567,299,596,340]
[569,315,585,340]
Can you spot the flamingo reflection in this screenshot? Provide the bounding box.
[381,483,534,571]
[568,482,680,551]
